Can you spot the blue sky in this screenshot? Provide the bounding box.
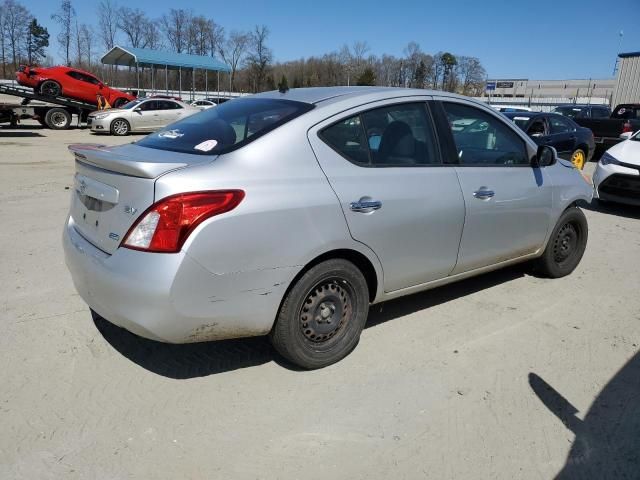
[28,0,640,79]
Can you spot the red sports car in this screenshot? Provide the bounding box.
[16,66,135,108]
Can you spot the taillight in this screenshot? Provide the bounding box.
[122,190,245,253]
[622,122,633,133]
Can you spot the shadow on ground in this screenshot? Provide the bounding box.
[94,266,525,378]
[581,199,640,221]
[529,350,640,479]
[0,130,44,137]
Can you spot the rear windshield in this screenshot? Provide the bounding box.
[137,98,314,155]
[510,116,531,129]
[553,106,583,118]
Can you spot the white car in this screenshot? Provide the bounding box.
[88,98,200,136]
[593,131,640,205]
[191,100,217,110]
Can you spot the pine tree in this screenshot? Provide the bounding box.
[356,67,376,86]
[26,19,50,65]
[277,74,289,92]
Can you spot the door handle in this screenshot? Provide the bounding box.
[350,199,382,213]
[473,189,495,199]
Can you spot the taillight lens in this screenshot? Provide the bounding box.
[122,190,244,253]
[622,122,633,133]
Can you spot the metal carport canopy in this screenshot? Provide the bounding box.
[101,46,231,72]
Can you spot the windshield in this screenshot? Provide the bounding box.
[511,116,531,129]
[121,99,144,110]
[137,98,314,155]
[553,106,583,118]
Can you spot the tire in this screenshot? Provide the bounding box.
[40,80,61,97]
[269,259,370,369]
[112,97,128,108]
[533,207,588,278]
[44,108,72,130]
[110,118,130,136]
[570,148,587,170]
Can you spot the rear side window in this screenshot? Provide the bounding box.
[592,107,610,119]
[443,102,528,166]
[549,115,574,134]
[612,106,640,119]
[138,98,314,155]
[320,103,440,167]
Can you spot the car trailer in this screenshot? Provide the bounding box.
[0,83,97,130]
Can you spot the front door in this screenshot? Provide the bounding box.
[132,100,161,130]
[438,100,553,273]
[308,99,466,292]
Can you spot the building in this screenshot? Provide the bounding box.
[612,51,640,106]
[485,78,616,100]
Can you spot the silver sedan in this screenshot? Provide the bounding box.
[88,98,200,136]
[64,87,593,369]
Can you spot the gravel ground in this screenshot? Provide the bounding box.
[1,121,639,479]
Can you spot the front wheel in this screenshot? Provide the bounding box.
[533,207,588,278]
[110,118,130,136]
[270,259,370,369]
[570,148,586,170]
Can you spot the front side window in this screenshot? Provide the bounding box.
[320,103,440,167]
[549,115,573,134]
[443,102,528,166]
[592,108,610,119]
[137,98,313,155]
[139,100,158,111]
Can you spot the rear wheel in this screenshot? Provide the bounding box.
[533,207,588,278]
[112,97,128,108]
[270,259,370,369]
[44,108,72,130]
[570,148,586,170]
[40,80,61,97]
[110,118,130,136]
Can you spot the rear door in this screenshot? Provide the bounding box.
[547,114,576,158]
[308,98,466,292]
[156,100,186,127]
[436,99,552,273]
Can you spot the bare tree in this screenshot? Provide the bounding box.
[118,7,149,48]
[161,8,191,53]
[219,30,248,90]
[245,25,272,92]
[0,2,5,77]
[51,0,75,66]
[143,20,162,50]
[97,0,118,51]
[78,23,93,67]
[456,55,486,95]
[3,0,30,70]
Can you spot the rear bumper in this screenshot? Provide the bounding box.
[63,216,295,343]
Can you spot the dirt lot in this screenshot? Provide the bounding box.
[1,121,639,479]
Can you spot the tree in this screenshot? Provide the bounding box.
[456,55,486,95]
[51,0,75,66]
[26,18,48,65]
[117,7,149,48]
[3,0,30,70]
[97,0,118,51]
[277,74,288,92]
[245,25,272,92]
[413,60,426,89]
[161,8,191,53]
[356,66,376,86]
[440,52,457,91]
[219,30,248,90]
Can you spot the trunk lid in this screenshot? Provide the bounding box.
[68,143,213,254]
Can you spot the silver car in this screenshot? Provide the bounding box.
[88,98,200,136]
[64,87,593,369]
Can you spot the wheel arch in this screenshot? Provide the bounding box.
[285,248,381,305]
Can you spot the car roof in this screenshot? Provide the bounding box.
[252,86,475,105]
[502,112,543,119]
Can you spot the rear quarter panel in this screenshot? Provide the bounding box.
[153,117,385,299]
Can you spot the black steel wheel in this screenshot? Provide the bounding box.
[533,207,588,278]
[40,80,61,97]
[270,259,370,369]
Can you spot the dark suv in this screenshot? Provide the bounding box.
[552,104,611,120]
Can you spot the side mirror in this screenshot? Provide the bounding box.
[532,145,557,168]
[619,131,633,140]
[133,107,142,113]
